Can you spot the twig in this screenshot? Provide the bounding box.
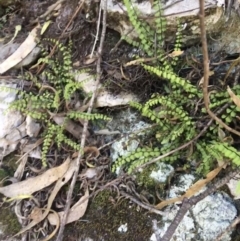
[90,3,102,58]
[120,191,165,216]
[55,0,108,240]
[199,0,240,136]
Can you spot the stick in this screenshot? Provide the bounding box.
[55,0,108,240]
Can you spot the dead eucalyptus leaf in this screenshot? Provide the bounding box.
[48,187,89,225]
[156,164,225,209]
[41,20,52,35]
[84,146,100,158]
[53,115,89,138]
[168,50,184,58]
[4,25,22,46]
[84,54,98,65]
[0,25,40,74]
[12,158,76,238]
[227,85,240,108]
[198,71,214,87]
[42,210,59,241]
[29,207,44,222]
[0,158,70,198]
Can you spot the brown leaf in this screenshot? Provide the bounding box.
[48,187,89,225]
[84,146,100,158]
[168,50,184,58]
[156,164,225,209]
[227,86,240,108]
[12,158,77,238]
[0,158,71,198]
[53,115,89,138]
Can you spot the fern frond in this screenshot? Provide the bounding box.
[67,111,111,121]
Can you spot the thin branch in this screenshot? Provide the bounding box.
[199,0,240,136]
[55,0,108,240]
[90,3,102,58]
[120,191,165,216]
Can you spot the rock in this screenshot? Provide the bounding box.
[0,81,25,159]
[117,223,128,233]
[192,192,236,241]
[149,162,174,183]
[109,109,150,169]
[151,174,237,241]
[227,174,240,199]
[75,72,138,107]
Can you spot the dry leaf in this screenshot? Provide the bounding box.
[198,71,214,87]
[84,146,100,158]
[0,158,70,198]
[12,158,76,238]
[48,187,89,225]
[84,54,98,65]
[0,25,40,74]
[156,164,225,209]
[227,86,240,108]
[29,207,44,223]
[53,115,89,138]
[41,20,52,35]
[4,25,22,46]
[168,50,184,58]
[218,126,226,141]
[42,210,59,241]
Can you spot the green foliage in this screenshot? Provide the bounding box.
[67,111,111,121]
[8,39,109,167]
[112,147,160,174]
[112,0,240,175]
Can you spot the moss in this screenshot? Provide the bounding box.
[0,153,18,186]
[0,153,21,238]
[136,164,159,188]
[0,207,21,238]
[64,190,159,241]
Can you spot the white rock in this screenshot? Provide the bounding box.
[26,115,41,137]
[118,223,128,233]
[152,174,237,241]
[149,162,174,183]
[0,82,25,158]
[168,174,195,199]
[110,111,150,159]
[75,72,138,107]
[192,192,237,241]
[227,174,240,199]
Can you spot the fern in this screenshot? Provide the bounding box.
[112,147,161,174]
[112,0,240,177]
[8,39,109,167]
[67,111,111,121]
